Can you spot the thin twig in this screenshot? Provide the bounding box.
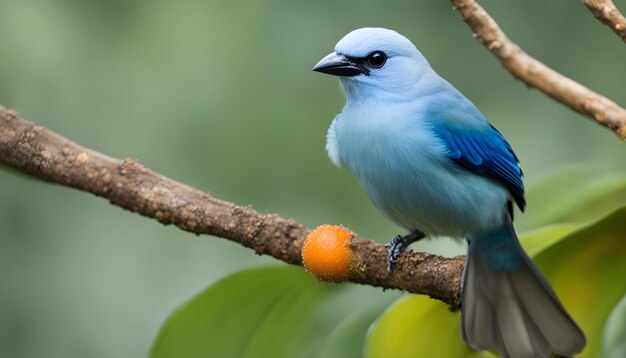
[583,0,626,43]
[0,105,464,309]
[451,0,626,139]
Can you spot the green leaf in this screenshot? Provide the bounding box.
[604,294,626,358]
[518,167,626,230]
[151,266,321,358]
[151,266,399,358]
[519,223,580,257]
[365,295,485,358]
[318,301,391,358]
[366,207,626,358]
[533,207,626,357]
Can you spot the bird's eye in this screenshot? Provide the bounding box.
[367,51,387,68]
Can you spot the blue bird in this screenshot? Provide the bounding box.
[313,28,585,358]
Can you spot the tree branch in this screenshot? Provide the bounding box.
[583,0,626,43]
[0,105,464,309]
[451,0,626,139]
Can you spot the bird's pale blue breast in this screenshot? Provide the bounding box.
[329,95,512,237]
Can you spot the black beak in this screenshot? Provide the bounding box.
[313,52,366,77]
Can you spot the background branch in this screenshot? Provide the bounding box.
[583,0,626,43]
[451,0,626,139]
[0,105,464,309]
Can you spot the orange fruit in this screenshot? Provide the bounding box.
[302,225,355,282]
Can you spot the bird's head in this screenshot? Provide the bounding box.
[313,27,431,101]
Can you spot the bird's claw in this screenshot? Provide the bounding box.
[386,235,407,274]
[385,231,426,274]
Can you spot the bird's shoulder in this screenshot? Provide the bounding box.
[423,95,526,211]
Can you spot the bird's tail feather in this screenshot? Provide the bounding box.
[461,221,585,358]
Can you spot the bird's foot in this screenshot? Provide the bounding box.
[385,231,425,273]
[385,235,407,273]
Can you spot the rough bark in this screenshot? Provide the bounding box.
[0,105,464,309]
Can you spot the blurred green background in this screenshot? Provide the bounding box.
[0,0,624,357]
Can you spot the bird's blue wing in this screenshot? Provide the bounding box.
[433,109,526,211]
